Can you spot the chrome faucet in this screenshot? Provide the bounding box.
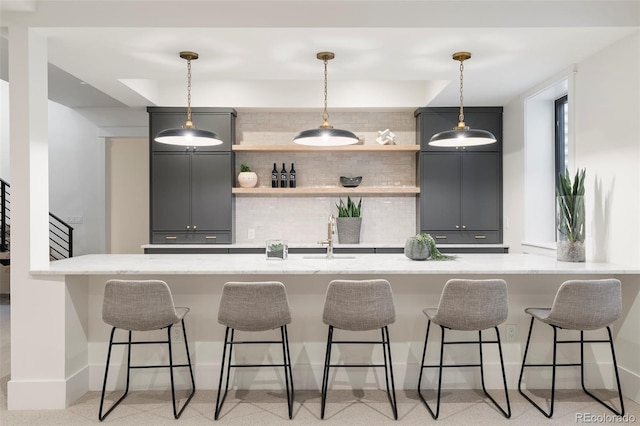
[318,214,336,259]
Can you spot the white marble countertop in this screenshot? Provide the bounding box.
[32,253,638,276]
[140,243,509,249]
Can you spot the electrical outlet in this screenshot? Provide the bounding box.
[248,228,255,240]
[505,324,517,342]
[171,326,183,343]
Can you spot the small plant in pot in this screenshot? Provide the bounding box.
[237,163,258,188]
[404,233,454,261]
[335,196,362,244]
[557,168,586,262]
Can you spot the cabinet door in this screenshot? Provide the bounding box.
[420,153,461,231]
[461,152,501,231]
[150,110,233,152]
[191,153,232,231]
[151,153,191,231]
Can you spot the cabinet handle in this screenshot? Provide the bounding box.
[435,235,447,239]
[192,147,197,152]
[475,235,487,239]
[462,225,467,229]
[185,146,190,152]
[165,236,177,240]
[205,236,217,240]
[186,225,190,230]
[455,225,460,229]
[193,225,197,230]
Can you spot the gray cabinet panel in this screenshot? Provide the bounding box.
[417,107,503,244]
[420,153,460,230]
[151,153,191,231]
[191,153,232,230]
[461,153,500,230]
[148,107,235,243]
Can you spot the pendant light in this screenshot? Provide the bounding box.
[293,52,359,146]
[155,51,223,146]
[429,52,496,147]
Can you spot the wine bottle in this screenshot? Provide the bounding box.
[280,163,287,188]
[289,163,296,188]
[271,163,278,188]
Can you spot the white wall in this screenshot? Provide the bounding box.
[47,101,106,256]
[503,31,640,266]
[0,81,9,180]
[573,32,640,266]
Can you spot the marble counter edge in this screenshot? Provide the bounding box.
[30,253,639,276]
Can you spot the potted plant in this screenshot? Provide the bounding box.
[237,163,258,188]
[266,240,288,260]
[404,233,454,260]
[556,168,586,262]
[335,196,362,244]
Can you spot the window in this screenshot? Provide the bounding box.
[554,95,568,187]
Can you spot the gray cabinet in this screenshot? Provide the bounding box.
[416,107,502,244]
[148,107,236,244]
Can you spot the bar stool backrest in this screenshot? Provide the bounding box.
[547,279,621,330]
[218,281,292,332]
[432,279,508,331]
[103,279,180,331]
[323,279,396,331]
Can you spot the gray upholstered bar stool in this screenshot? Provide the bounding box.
[215,281,294,420]
[99,279,195,421]
[518,278,624,418]
[417,278,511,419]
[321,279,398,420]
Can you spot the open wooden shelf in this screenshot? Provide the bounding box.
[232,144,419,152]
[232,186,420,196]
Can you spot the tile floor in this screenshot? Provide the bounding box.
[1,295,637,425]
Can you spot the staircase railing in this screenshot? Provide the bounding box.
[0,178,73,262]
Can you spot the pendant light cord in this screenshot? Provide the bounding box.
[321,57,331,128]
[458,58,465,125]
[186,57,193,126]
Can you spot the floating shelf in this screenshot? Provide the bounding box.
[232,186,420,196]
[232,144,419,152]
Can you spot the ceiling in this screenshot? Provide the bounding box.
[1,1,639,123]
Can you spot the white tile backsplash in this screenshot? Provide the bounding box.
[234,110,418,244]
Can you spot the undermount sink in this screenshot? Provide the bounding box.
[302,255,356,260]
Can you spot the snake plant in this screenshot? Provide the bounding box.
[557,168,585,243]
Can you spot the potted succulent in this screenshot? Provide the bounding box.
[557,168,586,262]
[335,196,362,244]
[237,163,258,188]
[404,232,454,261]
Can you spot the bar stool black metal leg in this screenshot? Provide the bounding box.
[280,325,294,419]
[478,328,511,418]
[418,320,445,420]
[176,319,196,418]
[321,326,334,419]
[165,321,195,420]
[580,327,625,416]
[167,325,178,418]
[215,327,232,420]
[518,317,556,418]
[99,328,132,421]
[381,326,398,419]
[417,320,431,413]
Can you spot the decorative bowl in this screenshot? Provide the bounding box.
[340,176,362,188]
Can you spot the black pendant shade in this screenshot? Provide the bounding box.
[429,128,496,147]
[293,52,359,147]
[155,126,223,147]
[154,51,223,147]
[428,51,496,148]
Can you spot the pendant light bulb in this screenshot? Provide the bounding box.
[428,51,497,147]
[155,51,223,147]
[293,52,359,147]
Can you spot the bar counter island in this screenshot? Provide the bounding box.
[8,252,640,411]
